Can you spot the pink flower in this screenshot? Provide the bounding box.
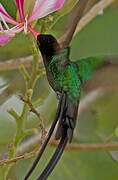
[0,0,65,46]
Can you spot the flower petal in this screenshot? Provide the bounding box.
[14,0,25,21]
[0,34,13,46]
[29,0,65,22]
[0,3,17,25]
[0,24,23,46]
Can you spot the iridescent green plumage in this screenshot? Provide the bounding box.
[49,47,105,104]
[49,48,81,104]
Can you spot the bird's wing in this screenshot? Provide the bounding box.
[75,56,106,82]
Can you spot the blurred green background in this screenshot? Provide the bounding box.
[0,0,118,179]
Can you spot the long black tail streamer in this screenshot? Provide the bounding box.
[24,92,66,180]
[37,130,68,180]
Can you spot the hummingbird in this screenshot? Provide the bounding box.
[24,34,106,180]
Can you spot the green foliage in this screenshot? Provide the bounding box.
[0,116,16,144]
[71,8,118,59]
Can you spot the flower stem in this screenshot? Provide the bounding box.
[4,35,44,179]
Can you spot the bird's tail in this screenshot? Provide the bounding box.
[37,128,68,180]
[24,92,66,180]
[55,94,78,142]
[24,92,78,180]
[36,94,78,179]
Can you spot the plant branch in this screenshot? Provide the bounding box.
[0,56,33,71]
[74,0,115,35]
[20,96,47,143]
[50,141,118,151]
[59,0,90,48]
[3,37,45,178]
[0,142,118,166]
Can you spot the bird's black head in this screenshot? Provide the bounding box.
[37,34,60,64]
